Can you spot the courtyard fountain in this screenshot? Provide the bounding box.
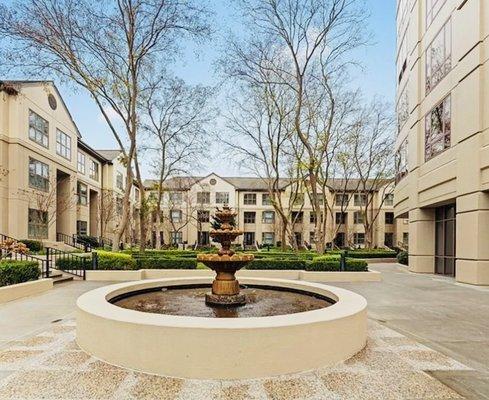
[76,206,368,379]
[196,206,253,306]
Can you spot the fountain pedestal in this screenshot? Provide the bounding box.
[197,206,254,306]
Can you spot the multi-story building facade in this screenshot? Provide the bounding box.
[145,173,408,249]
[394,0,489,284]
[0,80,137,246]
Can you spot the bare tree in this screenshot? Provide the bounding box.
[18,176,77,242]
[100,189,118,241]
[0,0,210,250]
[140,77,214,248]
[350,99,395,248]
[222,0,368,252]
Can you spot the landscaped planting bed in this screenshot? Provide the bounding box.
[0,260,40,287]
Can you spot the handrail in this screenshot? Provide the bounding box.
[47,247,92,280]
[56,232,92,252]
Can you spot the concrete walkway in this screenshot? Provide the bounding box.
[335,263,489,399]
[0,265,488,398]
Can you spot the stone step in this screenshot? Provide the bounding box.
[52,275,74,284]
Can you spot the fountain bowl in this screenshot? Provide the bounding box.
[76,277,367,380]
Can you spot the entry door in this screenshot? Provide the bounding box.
[435,204,456,276]
[244,232,255,246]
[334,233,345,248]
[198,231,209,245]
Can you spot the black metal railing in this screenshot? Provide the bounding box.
[56,232,92,252]
[47,247,94,280]
[98,236,113,249]
[0,234,50,277]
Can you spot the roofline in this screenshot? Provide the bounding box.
[2,80,83,139]
[77,140,112,164]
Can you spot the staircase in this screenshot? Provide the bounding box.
[49,270,74,284]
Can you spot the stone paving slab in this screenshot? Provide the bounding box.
[0,318,470,400]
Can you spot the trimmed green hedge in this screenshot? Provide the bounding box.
[307,258,368,272]
[397,251,408,265]
[328,249,397,259]
[246,259,308,270]
[0,260,40,287]
[56,251,136,271]
[19,240,43,252]
[137,257,197,269]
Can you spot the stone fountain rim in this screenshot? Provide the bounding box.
[77,277,367,329]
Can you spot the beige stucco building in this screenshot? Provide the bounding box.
[145,173,407,249]
[394,0,489,284]
[0,80,138,247]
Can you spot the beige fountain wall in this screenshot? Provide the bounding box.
[76,278,367,380]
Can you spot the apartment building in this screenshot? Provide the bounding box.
[0,80,137,246]
[145,173,407,249]
[394,0,489,284]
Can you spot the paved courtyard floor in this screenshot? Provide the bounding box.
[0,264,487,399]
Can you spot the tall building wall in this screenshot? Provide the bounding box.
[394,0,489,284]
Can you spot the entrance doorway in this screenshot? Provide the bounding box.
[435,204,456,276]
[198,231,210,246]
[243,232,255,246]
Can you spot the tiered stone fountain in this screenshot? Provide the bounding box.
[197,206,254,306]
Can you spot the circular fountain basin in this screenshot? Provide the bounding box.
[76,277,367,380]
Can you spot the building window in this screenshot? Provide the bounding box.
[116,172,124,190]
[170,231,183,244]
[403,232,409,245]
[169,192,182,204]
[385,212,394,225]
[291,211,303,223]
[56,129,71,160]
[426,20,451,94]
[28,158,49,191]
[309,212,323,224]
[77,151,86,174]
[215,192,229,204]
[262,232,275,245]
[197,191,210,204]
[262,210,275,224]
[384,232,394,247]
[197,210,210,223]
[76,220,88,235]
[396,138,408,182]
[89,160,99,181]
[170,210,182,223]
[397,83,409,133]
[243,211,256,224]
[28,208,48,239]
[335,194,349,207]
[354,194,367,206]
[353,211,364,224]
[353,232,365,246]
[425,94,451,161]
[243,193,257,205]
[335,212,347,225]
[28,110,49,148]
[77,182,88,205]
[309,231,315,243]
[397,29,408,83]
[426,0,447,27]
[384,193,394,206]
[262,193,272,205]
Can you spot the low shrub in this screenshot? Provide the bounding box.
[19,240,43,252]
[339,250,397,259]
[312,255,341,261]
[307,258,368,272]
[397,251,408,265]
[246,259,308,270]
[97,251,136,270]
[0,260,40,286]
[137,257,197,269]
[77,235,100,248]
[55,256,89,271]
